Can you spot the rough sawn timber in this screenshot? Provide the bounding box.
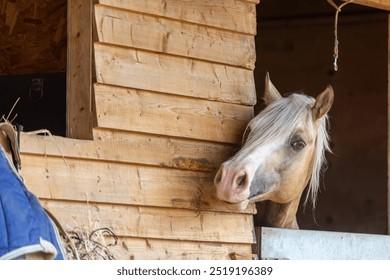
[20,132,238,172]
[94,43,257,106]
[39,199,255,244]
[21,153,255,214]
[97,0,259,35]
[94,4,256,70]
[94,84,254,143]
[20,132,256,258]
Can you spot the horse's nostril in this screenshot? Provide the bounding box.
[236,174,247,188]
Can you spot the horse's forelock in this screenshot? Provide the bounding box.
[244,94,314,147]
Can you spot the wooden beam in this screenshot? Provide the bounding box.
[20,132,236,172]
[66,0,93,139]
[114,237,253,260]
[94,5,256,70]
[94,43,257,105]
[20,154,256,214]
[94,84,253,144]
[347,0,390,11]
[98,0,258,35]
[41,199,256,244]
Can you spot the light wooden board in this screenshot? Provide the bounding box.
[260,227,390,260]
[20,154,256,214]
[94,43,256,105]
[347,0,390,11]
[66,0,93,139]
[94,5,256,70]
[112,237,253,260]
[20,132,235,172]
[40,199,256,244]
[97,0,258,35]
[94,84,253,144]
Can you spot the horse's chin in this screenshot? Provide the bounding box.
[248,192,270,203]
[223,199,250,211]
[222,193,270,212]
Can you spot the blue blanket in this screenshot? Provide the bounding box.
[0,145,66,260]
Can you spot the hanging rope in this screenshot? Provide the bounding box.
[326,0,354,71]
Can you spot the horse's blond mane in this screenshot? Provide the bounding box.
[242,93,331,209]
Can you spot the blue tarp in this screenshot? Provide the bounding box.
[0,145,66,260]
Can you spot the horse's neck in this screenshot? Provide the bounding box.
[266,198,301,229]
[255,196,302,229]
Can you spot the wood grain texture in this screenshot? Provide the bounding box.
[94,84,253,143]
[114,237,253,260]
[66,0,93,139]
[0,0,67,75]
[40,199,256,244]
[20,154,256,214]
[97,0,258,35]
[94,43,257,105]
[20,132,236,172]
[94,4,256,69]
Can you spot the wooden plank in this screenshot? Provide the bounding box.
[93,128,239,171]
[113,237,253,260]
[346,0,390,11]
[97,0,258,35]
[94,84,253,144]
[94,5,256,70]
[260,227,390,260]
[94,43,257,105]
[67,0,93,139]
[40,200,256,244]
[20,154,256,214]
[20,132,236,172]
[21,132,234,171]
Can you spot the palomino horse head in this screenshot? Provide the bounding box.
[214,73,334,228]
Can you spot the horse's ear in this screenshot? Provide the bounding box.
[312,85,334,120]
[264,72,282,105]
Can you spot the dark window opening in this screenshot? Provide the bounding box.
[255,0,388,234]
[0,0,67,136]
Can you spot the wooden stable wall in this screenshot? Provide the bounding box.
[19,0,259,259]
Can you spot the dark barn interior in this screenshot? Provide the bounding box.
[255,0,388,234]
[0,1,66,136]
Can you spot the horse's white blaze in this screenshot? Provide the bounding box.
[215,141,280,207]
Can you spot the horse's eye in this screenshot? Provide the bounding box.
[291,140,306,151]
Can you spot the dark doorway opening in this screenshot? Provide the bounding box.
[0,0,67,136]
[255,0,388,234]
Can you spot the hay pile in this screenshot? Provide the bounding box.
[62,222,119,260]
